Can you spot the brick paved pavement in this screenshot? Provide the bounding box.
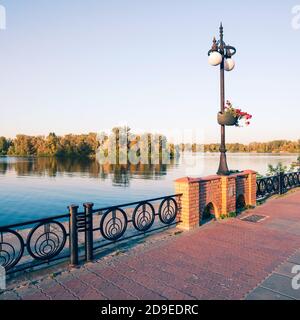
[1,190,300,300]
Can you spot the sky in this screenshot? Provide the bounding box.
[0,0,299,143]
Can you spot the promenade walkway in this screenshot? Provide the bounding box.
[1,190,300,300]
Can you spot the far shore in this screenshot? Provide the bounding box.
[0,151,299,159]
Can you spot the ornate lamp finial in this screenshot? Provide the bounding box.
[211,36,218,51]
[219,22,224,51]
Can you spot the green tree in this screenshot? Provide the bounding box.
[8,135,35,156]
[267,162,288,175]
[0,136,10,155]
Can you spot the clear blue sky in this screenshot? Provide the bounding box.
[0,0,299,143]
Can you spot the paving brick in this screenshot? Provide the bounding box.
[112,260,195,300]
[288,251,300,265]
[260,274,300,300]
[77,269,136,300]
[246,287,293,300]
[37,280,77,300]
[3,190,300,300]
[0,290,21,300]
[274,261,298,279]
[94,266,165,300]
[16,285,48,300]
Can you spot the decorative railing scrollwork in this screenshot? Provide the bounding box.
[91,194,182,251]
[158,198,178,224]
[0,229,24,270]
[0,194,182,275]
[0,214,69,274]
[100,208,128,241]
[257,171,300,200]
[132,202,155,232]
[26,221,67,261]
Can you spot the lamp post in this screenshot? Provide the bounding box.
[208,23,236,176]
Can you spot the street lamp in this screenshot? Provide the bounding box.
[208,23,236,176]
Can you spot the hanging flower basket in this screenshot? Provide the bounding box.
[217,112,238,126]
[217,101,252,127]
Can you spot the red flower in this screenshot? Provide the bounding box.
[224,100,252,126]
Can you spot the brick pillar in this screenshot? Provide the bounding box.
[175,177,199,230]
[221,176,236,215]
[246,170,257,206]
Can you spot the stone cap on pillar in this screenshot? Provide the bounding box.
[175,175,222,184]
[174,177,193,183]
[175,170,257,184]
[230,170,257,178]
[242,169,257,174]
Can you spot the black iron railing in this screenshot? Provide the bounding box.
[256,171,300,200]
[0,194,182,274]
[0,214,70,274]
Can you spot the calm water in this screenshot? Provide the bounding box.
[0,153,297,225]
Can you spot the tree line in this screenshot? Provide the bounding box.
[0,128,179,161]
[180,140,300,154]
[0,133,299,158]
[0,133,98,157]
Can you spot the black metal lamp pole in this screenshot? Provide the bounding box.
[217,23,229,175]
[208,23,236,176]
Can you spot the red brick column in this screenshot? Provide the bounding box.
[245,170,257,206]
[175,177,200,230]
[221,175,236,215]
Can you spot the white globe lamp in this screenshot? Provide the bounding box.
[208,51,222,66]
[224,58,235,71]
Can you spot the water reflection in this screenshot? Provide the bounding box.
[0,157,174,187]
[0,154,297,225]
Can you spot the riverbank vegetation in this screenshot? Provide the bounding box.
[265,156,300,176]
[1,133,99,158]
[0,128,178,160]
[180,140,300,154]
[0,133,299,158]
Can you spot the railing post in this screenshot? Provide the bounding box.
[68,205,79,267]
[83,203,94,262]
[279,172,284,195]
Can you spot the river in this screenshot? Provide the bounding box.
[0,153,297,225]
